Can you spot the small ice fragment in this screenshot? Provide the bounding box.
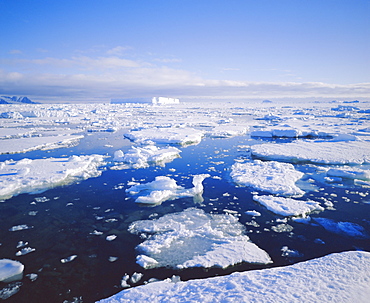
[130,272,143,284]
[35,197,49,203]
[61,255,77,263]
[136,255,159,269]
[16,241,28,248]
[245,210,261,216]
[271,224,294,233]
[28,211,38,216]
[108,256,118,262]
[281,246,303,258]
[15,247,35,256]
[121,274,130,288]
[90,230,103,236]
[26,273,38,281]
[9,225,33,232]
[106,235,117,241]
[0,282,23,300]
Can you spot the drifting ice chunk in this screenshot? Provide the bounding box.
[126,174,210,205]
[314,218,368,238]
[230,160,305,197]
[15,247,35,256]
[113,145,181,169]
[251,141,370,165]
[253,195,324,217]
[128,208,272,269]
[0,155,106,200]
[124,127,204,146]
[61,255,78,263]
[0,259,24,282]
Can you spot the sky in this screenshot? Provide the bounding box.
[0,0,369,102]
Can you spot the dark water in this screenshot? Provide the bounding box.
[0,133,369,302]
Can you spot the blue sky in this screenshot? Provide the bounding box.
[1,0,369,102]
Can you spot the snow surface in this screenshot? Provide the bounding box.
[128,208,272,269]
[253,195,324,217]
[0,259,24,283]
[113,145,181,169]
[126,174,209,205]
[0,155,105,200]
[99,251,370,303]
[230,160,305,196]
[251,141,370,165]
[124,127,204,146]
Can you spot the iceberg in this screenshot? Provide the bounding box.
[128,208,272,269]
[251,141,370,165]
[253,195,324,217]
[230,160,305,196]
[126,174,209,205]
[98,251,370,303]
[0,155,106,200]
[0,259,24,283]
[113,145,181,169]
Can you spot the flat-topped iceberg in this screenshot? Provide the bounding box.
[124,127,204,146]
[113,145,181,169]
[231,160,305,197]
[251,141,370,165]
[128,208,272,269]
[253,195,324,217]
[0,155,106,200]
[98,251,370,303]
[126,174,209,205]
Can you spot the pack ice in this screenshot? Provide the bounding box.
[128,208,272,269]
[99,251,370,303]
[230,160,305,196]
[0,155,105,200]
[126,174,209,205]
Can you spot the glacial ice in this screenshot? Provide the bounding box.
[0,259,24,283]
[253,195,324,217]
[128,208,272,269]
[0,155,106,200]
[98,251,370,303]
[230,160,305,196]
[126,174,209,205]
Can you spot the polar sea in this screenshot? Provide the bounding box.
[0,100,369,302]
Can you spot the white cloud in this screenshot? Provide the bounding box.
[106,46,132,56]
[8,50,23,55]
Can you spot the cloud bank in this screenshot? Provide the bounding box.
[1,53,369,103]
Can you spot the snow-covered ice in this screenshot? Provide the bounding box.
[0,259,24,283]
[0,155,105,200]
[98,251,370,303]
[113,145,181,169]
[128,208,272,269]
[126,174,209,205]
[230,160,305,196]
[124,127,204,146]
[251,141,370,165]
[253,195,324,217]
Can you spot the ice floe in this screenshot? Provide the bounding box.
[124,127,204,146]
[98,251,370,303]
[128,208,272,269]
[113,145,181,169]
[0,155,106,200]
[253,195,324,217]
[126,174,209,205]
[0,134,84,154]
[230,160,305,196]
[313,218,368,238]
[251,141,370,165]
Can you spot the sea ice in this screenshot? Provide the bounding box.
[0,155,106,200]
[0,134,84,154]
[230,160,305,196]
[113,145,181,169]
[313,218,368,238]
[0,259,24,282]
[327,167,370,180]
[124,127,204,146]
[126,174,209,205]
[98,251,370,303]
[128,208,272,269]
[253,195,324,217]
[251,141,370,165]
